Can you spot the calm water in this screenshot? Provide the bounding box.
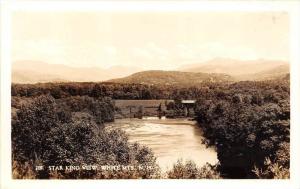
[105,118,218,171]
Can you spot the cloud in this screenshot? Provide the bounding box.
[12,39,276,71]
[12,40,121,67]
[129,42,261,70]
[103,46,117,56]
[12,39,67,64]
[146,42,169,57]
[175,44,198,60]
[131,42,169,60]
[131,47,153,59]
[196,42,259,60]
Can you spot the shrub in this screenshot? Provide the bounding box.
[253,142,290,179]
[167,160,221,179]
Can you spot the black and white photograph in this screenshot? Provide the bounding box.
[1,0,300,189]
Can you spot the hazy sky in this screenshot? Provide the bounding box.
[12,12,289,70]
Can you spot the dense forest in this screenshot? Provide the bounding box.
[194,81,290,178]
[11,79,289,179]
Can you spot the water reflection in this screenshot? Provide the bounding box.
[105,118,218,171]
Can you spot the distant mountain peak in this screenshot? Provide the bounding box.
[179,58,289,76]
[12,60,142,84]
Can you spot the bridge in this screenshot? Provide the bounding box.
[181,100,196,117]
[114,99,196,118]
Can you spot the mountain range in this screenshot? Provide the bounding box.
[12,58,289,84]
[179,58,288,76]
[12,60,141,84]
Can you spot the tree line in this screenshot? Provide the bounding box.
[12,82,216,100]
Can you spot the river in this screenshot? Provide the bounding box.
[105,117,218,171]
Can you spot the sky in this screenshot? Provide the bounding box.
[12,11,289,70]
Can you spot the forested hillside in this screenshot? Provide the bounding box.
[108,70,233,85]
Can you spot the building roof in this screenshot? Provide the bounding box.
[181,100,196,104]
